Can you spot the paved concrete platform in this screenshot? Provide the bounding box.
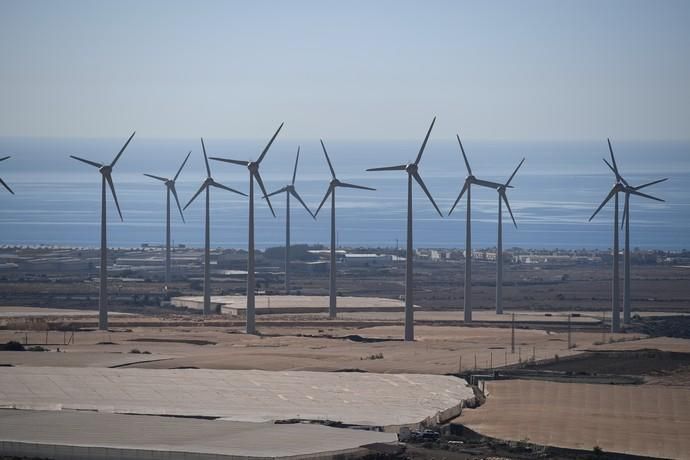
[0,367,474,429]
[0,409,397,459]
[171,295,408,316]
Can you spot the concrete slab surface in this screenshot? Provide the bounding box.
[172,295,408,315]
[0,367,473,429]
[0,409,397,459]
[456,379,690,459]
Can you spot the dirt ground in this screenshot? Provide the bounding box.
[2,303,690,459]
[456,379,690,459]
[0,317,645,374]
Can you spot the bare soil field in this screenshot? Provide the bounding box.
[0,322,643,374]
[455,379,690,459]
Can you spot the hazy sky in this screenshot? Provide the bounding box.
[1,0,688,141]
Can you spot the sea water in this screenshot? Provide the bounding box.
[0,137,688,250]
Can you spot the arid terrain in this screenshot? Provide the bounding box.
[1,247,690,459]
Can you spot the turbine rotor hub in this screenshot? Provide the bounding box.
[405,164,417,174]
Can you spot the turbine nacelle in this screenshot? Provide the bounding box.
[405,163,418,174]
[70,131,135,222]
[210,123,284,219]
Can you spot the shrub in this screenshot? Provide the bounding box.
[27,345,48,352]
[2,341,25,351]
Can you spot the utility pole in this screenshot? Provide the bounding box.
[511,313,515,353]
[567,313,572,349]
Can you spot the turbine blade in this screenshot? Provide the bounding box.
[413,171,443,217]
[366,164,407,172]
[253,171,275,217]
[200,138,211,177]
[257,122,284,164]
[630,189,664,202]
[473,178,504,189]
[291,146,300,185]
[184,182,207,210]
[603,158,617,176]
[263,186,289,199]
[607,138,619,175]
[143,173,168,182]
[212,181,248,197]
[291,189,315,218]
[621,196,628,230]
[105,173,123,221]
[414,116,436,165]
[337,181,376,191]
[174,151,192,181]
[0,177,14,194]
[448,181,468,216]
[456,134,472,176]
[110,131,136,168]
[635,177,668,190]
[320,139,337,179]
[501,192,517,228]
[589,187,617,221]
[170,184,185,223]
[505,158,525,187]
[606,138,629,186]
[210,157,250,167]
[70,155,103,168]
[315,185,333,217]
[0,156,11,162]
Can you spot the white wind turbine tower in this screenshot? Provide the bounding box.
[495,158,524,314]
[0,156,14,194]
[263,146,315,291]
[448,134,505,324]
[144,151,191,288]
[70,132,135,330]
[211,123,284,334]
[366,117,443,341]
[600,140,666,324]
[316,139,375,320]
[184,139,246,315]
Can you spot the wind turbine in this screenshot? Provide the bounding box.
[184,139,246,315]
[448,134,505,324]
[589,138,629,332]
[263,146,315,291]
[70,131,135,330]
[144,151,191,288]
[0,156,14,194]
[317,139,375,320]
[210,123,284,334]
[495,158,525,314]
[600,139,666,324]
[366,118,442,341]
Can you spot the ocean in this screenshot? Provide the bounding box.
[0,137,688,250]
